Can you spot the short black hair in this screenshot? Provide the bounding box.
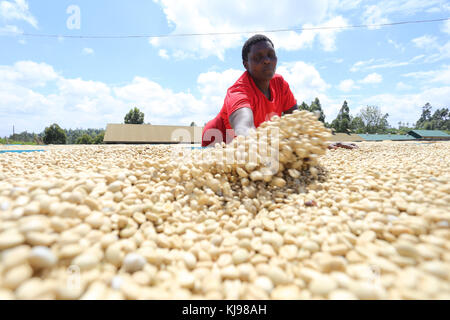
[242,34,274,62]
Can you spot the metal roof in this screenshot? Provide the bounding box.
[408,130,450,138]
[328,133,364,142]
[104,124,203,143]
[357,134,416,141]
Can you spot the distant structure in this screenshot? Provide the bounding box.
[408,130,450,141]
[104,125,450,144]
[104,124,203,144]
[329,130,450,142]
[329,133,363,142]
[356,134,416,141]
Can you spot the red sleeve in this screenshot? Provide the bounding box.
[225,86,253,116]
[281,78,297,112]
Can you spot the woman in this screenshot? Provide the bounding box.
[201,34,298,147]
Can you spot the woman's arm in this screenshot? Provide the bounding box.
[229,107,256,137]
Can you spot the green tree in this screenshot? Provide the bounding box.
[124,107,145,124]
[309,97,325,123]
[424,122,433,130]
[190,122,196,127]
[9,131,36,143]
[358,105,389,134]
[93,132,104,144]
[64,128,104,144]
[331,100,351,133]
[43,124,67,144]
[415,103,432,129]
[299,101,309,111]
[76,134,93,144]
[430,108,449,130]
[350,116,365,133]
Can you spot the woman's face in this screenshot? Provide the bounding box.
[244,40,277,82]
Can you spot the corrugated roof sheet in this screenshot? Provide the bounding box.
[104,124,203,143]
[408,130,450,137]
[357,134,416,141]
[328,133,364,141]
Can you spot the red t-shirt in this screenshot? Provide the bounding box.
[202,71,297,146]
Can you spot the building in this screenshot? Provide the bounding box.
[408,130,450,141]
[328,133,364,142]
[104,124,203,144]
[357,134,416,142]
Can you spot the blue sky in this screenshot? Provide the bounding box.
[0,0,449,137]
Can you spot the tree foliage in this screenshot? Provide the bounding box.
[93,132,104,144]
[309,97,325,123]
[350,116,365,134]
[43,124,67,145]
[63,128,104,144]
[76,134,93,144]
[414,103,449,131]
[298,101,309,111]
[8,131,36,143]
[415,103,432,129]
[124,107,145,124]
[356,105,389,134]
[331,100,351,133]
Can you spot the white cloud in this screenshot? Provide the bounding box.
[387,38,405,52]
[350,59,374,72]
[277,61,330,104]
[315,16,348,52]
[362,5,390,29]
[427,2,450,13]
[361,1,443,29]
[58,78,111,99]
[276,61,341,122]
[402,65,450,85]
[82,48,94,55]
[197,69,242,111]
[396,82,413,90]
[114,76,203,118]
[428,41,450,62]
[383,0,442,14]
[150,1,348,59]
[358,86,450,127]
[338,79,359,92]
[350,56,424,72]
[0,59,332,135]
[443,19,450,34]
[412,35,438,49]
[426,7,441,13]
[360,73,382,84]
[0,23,21,34]
[0,61,59,87]
[0,0,37,28]
[1,59,449,137]
[158,49,169,59]
[329,0,362,11]
[411,36,450,63]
